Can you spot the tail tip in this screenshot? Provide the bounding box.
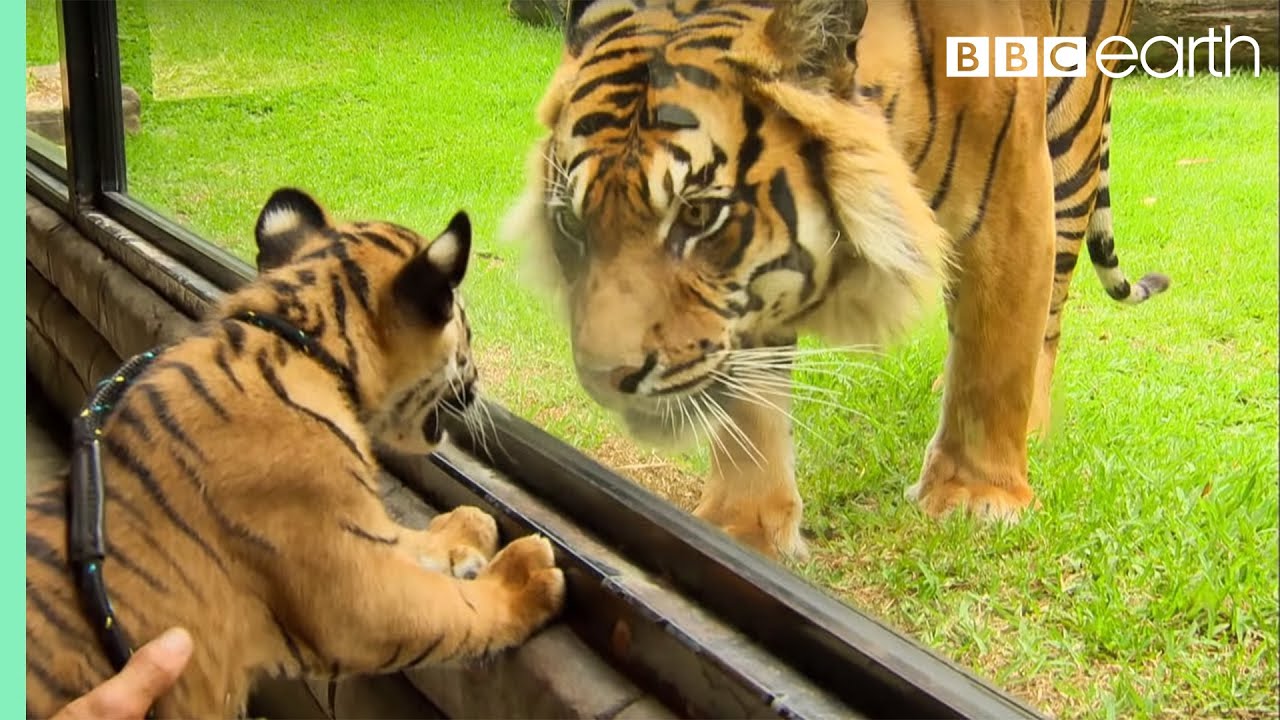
[1137,272,1171,297]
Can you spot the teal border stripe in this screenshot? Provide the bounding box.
[10,0,30,714]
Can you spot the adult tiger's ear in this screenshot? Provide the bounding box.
[767,0,866,76]
[750,77,952,344]
[564,0,637,57]
[254,187,330,273]
[731,0,866,82]
[392,211,472,326]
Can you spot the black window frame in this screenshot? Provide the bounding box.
[24,3,1046,718]
[24,0,69,189]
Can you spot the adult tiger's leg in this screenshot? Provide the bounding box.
[693,366,804,561]
[1033,94,1115,436]
[1033,132,1103,438]
[906,79,1055,522]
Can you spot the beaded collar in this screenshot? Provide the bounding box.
[230,309,359,408]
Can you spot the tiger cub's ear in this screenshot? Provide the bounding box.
[392,211,472,326]
[254,188,330,273]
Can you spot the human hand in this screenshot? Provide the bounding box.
[51,627,193,720]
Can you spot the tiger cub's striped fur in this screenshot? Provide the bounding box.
[27,189,564,718]
[505,0,1168,558]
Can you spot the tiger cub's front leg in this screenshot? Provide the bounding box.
[694,373,806,561]
[406,505,500,579]
[279,506,565,678]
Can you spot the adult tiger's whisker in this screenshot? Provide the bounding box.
[712,370,835,450]
[692,393,736,471]
[731,370,844,398]
[702,391,764,467]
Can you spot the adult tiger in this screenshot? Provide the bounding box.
[504,0,1168,559]
[27,189,564,718]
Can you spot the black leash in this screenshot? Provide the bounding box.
[68,346,166,719]
[66,309,334,719]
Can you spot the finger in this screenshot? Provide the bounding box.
[77,627,194,719]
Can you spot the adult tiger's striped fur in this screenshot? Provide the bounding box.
[504,0,1168,558]
[27,189,565,718]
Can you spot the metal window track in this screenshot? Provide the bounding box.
[424,407,1043,720]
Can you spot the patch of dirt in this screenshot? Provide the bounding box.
[474,342,518,390]
[592,436,701,511]
[809,541,1082,717]
[26,64,61,110]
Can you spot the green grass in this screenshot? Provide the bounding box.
[27,1,1279,717]
[25,0,58,66]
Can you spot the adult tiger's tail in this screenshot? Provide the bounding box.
[1047,0,1170,311]
[1084,109,1171,305]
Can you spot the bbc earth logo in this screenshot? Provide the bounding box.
[945,26,1262,78]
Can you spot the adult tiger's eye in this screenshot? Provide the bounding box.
[550,205,588,279]
[678,200,715,229]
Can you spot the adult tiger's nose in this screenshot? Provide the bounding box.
[609,354,657,394]
[574,352,656,397]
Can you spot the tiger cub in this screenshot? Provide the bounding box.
[26,189,565,718]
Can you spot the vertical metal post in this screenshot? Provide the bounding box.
[57,0,126,214]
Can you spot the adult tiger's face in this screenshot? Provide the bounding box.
[506,1,945,447]
[546,83,837,446]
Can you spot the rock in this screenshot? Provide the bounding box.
[508,0,566,29]
[121,85,141,134]
[25,62,142,147]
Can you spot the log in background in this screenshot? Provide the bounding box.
[506,0,1278,71]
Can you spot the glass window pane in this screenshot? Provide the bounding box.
[109,4,1280,718]
[25,0,66,168]
[108,0,885,603]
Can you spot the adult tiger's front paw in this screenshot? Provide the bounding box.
[693,497,809,562]
[481,535,565,644]
[906,445,1036,522]
[420,506,499,579]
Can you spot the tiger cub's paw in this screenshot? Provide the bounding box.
[420,506,500,579]
[481,535,565,642]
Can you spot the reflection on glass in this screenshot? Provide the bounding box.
[25,0,66,166]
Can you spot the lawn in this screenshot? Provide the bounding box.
[27,1,1279,717]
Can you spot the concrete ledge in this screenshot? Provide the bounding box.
[27,195,195,358]
[406,625,655,719]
